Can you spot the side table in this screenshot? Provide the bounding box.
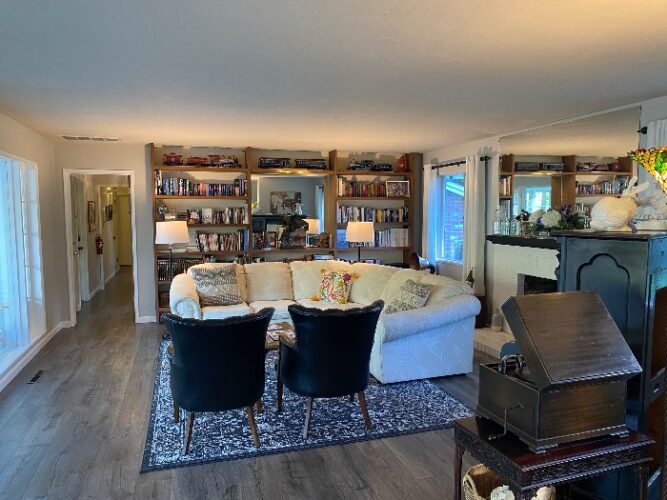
[453,416,653,500]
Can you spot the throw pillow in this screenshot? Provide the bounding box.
[384,279,432,314]
[317,270,355,304]
[188,264,241,306]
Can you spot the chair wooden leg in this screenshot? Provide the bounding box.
[358,391,371,430]
[256,399,263,414]
[303,397,314,439]
[173,401,180,423]
[246,406,260,448]
[277,378,283,412]
[182,411,195,455]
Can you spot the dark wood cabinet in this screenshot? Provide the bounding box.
[556,231,667,500]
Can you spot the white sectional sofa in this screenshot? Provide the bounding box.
[169,261,480,383]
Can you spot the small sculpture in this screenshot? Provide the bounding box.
[590,177,649,232]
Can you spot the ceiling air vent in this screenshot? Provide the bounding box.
[62,135,121,142]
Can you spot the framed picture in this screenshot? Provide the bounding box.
[270,191,302,214]
[87,201,96,232]
[253,232,266,250]
[265,231,278,248]
[386,180,410,198]
[104,204,113,222]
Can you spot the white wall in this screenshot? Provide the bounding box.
[639,96,667,207]
[0,112,67,338]
[55,143,154,320]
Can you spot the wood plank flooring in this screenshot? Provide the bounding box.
[0,268,487,499]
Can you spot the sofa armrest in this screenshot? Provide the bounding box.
[381,294,480,343]
[169,273,202,320]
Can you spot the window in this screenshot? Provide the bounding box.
[440,173,465,263]
[0,155,44,366]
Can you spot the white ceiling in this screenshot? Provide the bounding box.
[501,107,641,157]
[1,1,667,152]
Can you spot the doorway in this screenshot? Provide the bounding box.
[64,170,139,326]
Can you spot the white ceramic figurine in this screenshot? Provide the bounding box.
[590,176,649,231]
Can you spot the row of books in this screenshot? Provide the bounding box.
[374,228,409,248]
[196,230,250,252]
[156,257,204,281]
[337,178,388,198]
[337,205,409,223]
[178,207,249,225]
[499,176,512,197]
[155,172,247,197]
[576,177,629,196]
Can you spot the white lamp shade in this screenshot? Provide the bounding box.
[346,221,375,243]
[155,221,190,245]
[304,218,321,234]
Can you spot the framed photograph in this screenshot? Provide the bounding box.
[253,232,266,250]
[386,180,410,198]
[270,191,302,214]
[87,201,96,232]
[265,231,278,248]
[104,204,113,222]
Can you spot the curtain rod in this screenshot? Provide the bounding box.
[431,155,490,170]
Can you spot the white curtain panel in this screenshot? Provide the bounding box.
[422,164,441,261]
[462,155,486,295]
[638,119,667,214]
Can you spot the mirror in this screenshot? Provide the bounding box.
[499,107,640,218]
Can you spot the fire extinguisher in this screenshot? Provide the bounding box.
[397,154,408,172]
[95,235,104,255]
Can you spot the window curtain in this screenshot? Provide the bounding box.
[638,118,667,216]
[462,155,486,295]
[422,163,441,262]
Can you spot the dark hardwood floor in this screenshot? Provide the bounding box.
[0,268,487,499]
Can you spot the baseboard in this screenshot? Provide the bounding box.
[0,321,67,394]
[85,285,101,301]
[136,315,157,324]
[104,270,117,284]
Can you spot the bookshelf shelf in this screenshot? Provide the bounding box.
[155,195,248,200]
[153,166,248,173]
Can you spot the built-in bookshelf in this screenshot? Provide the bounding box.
[152,144,422,320]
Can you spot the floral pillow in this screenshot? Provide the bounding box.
[316,270,355,304]
[188,264,241,306]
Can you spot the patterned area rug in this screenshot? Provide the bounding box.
[141,338,473,472]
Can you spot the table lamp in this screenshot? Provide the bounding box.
[346,221,375,262]
[155,220,190,279]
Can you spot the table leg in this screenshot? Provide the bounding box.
[256,399,263,414]
[638,463,648,500]
[454,441,463,500]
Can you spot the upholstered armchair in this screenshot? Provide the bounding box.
[277,300,383,438]
[163,308,274,454]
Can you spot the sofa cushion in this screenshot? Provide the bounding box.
[188,263,241,306]
[296,299,365,311]
[384,279,432,314]
[249,299,296,320]
[318,270,354,303]
[419,273,474,305]
[243,262,294,301]
[201,303,253,320]
[379,269,431,303]
[290,261,351,300]
[349,263,400,305]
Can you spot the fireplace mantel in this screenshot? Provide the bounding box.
[486,234,558,250]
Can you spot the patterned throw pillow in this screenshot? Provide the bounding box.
[318,270,354,304]
[384,279,432,314]
[188,265,241,306]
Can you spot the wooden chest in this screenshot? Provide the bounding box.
[477,291,642,453]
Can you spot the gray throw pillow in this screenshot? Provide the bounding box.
[188,265,241,306]
[384,279,432,314]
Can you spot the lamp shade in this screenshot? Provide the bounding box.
[346,221,375,243]
[304,218,321,234]
[155,221,190,245]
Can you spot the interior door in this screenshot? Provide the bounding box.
[71,176,86,311]
[116,194,132,266]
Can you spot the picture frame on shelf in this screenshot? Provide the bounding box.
[253,232,266,250]
[265,231,278,248]
[87,201,96,232]
[386,180,410,198]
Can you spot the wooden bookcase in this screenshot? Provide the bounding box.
[151,144,422,320]
[498,153,634,217]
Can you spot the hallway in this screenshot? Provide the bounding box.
[0,269,479,499]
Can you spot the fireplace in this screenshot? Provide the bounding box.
[517,273,557,296]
